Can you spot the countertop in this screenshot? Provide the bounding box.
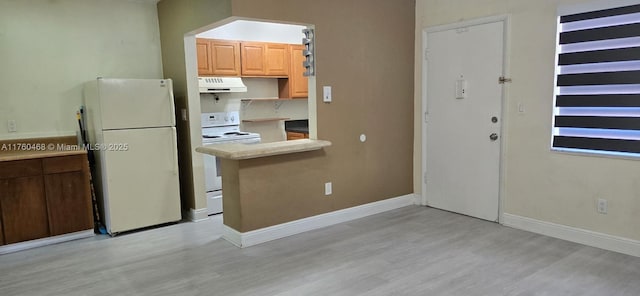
[0,136,87,162]
[0,149,87,162]
[196,139,331,160]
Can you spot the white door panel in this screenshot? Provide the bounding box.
[425,20,504,221]
[98,78,175,130]
[102,127,181,233]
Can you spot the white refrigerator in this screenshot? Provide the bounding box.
[84,78,181,235]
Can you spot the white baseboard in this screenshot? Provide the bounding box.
[222,194,416,248]
[503,213,640,257]
[186,208,209,222]
[0,230,95,255]
[412,193,422,205]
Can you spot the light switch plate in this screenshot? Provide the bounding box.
[323,86,332,103]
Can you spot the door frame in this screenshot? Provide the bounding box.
[421,15,511,223]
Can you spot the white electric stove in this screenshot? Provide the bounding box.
[202,111,260,215]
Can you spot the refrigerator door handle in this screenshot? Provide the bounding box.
[171,128,179,175]
[166,79,176,126]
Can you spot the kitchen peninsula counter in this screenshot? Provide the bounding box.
[195,139,331,247]
[196,139,331,160]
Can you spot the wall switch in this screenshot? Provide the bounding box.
[323,86,332,103]
[518,103,525,113]
[325,182,332,195]
[597,198,608,214]
[7,120,17,132]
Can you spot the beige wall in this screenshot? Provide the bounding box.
[0,0,163,140]
[415,0,640,241]
[158,0,414,219]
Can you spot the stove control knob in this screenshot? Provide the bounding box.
[230,115,235,122]
[224,116,229,122]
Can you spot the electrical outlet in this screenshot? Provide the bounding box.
[325,182,332,196]
[7,120,17,132]
[597,198,608,214]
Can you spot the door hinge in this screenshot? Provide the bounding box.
[423,174,427,184]
[424,112,428,123]
[498,76,512,84]
[424,49,429,60]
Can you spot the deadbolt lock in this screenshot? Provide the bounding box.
[490,133,499,141]
[491,116,498,123]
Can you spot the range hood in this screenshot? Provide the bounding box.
[198,77,247,93]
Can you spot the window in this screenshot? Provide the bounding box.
[552,4,640,157]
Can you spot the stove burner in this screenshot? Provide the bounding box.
[203,135,221,139]
[224,131,249,136]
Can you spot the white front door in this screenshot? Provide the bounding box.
[424,19,505,221]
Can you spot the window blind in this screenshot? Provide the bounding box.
[553,4,640,156]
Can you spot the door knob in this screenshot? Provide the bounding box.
[489,133,499,141]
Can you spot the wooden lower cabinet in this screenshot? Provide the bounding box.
[0,154,93,246]
[44,171,93,236]
[0,176,50,244]
[286,131,309,140]
[0,209,3,245]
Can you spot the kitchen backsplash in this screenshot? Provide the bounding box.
[200,78,308,142]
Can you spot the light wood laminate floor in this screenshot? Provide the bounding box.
[1,206,639,296]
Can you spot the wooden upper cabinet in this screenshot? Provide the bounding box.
[197,39,241,76]
[265,43,289,76]
[279,44,309,98]
[211,40,241,76]
[289,45,309,98]
[196,38,214,75]
[197,39,302,83]
[241,42,289,76]
[241,42,267,76]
